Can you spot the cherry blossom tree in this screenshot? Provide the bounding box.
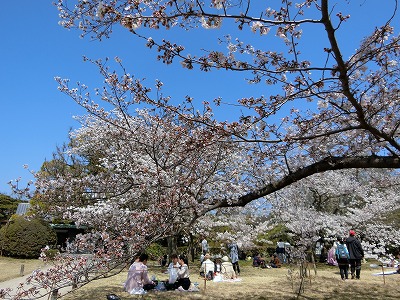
[192,203,273,253]
[52,0,400,259]
[2,107,252,299]
[52,0,400,278]
[264,169,400,258]
[192,169,400,260]
[54,0,400,210]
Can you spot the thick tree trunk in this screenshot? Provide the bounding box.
[167,236,178,258]
[187,233,196,263]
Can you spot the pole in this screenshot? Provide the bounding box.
[203,272,207,292]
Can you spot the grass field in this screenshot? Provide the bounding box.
[0,257,46,282]
[1,258,399,299]
[61,261,399,300]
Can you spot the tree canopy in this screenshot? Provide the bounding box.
[0,194,21,223]
[54,0,400,210]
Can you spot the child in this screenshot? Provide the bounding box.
[214,257,222,273]
[335,237,350,280]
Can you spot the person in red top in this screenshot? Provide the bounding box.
[269,254,282,268]
[346,230,364,279]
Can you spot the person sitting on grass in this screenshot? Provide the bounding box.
[269,254,282,268]
[165,253,180,290]
[159,254,168,267]
[124,253,155,294]
[253,253,267,268]
[221,256,237,279]
[200,253,215,280]
[396,255,400,274]
[175,255,191,290]
[214,257,222,273]
[167,253,180,270]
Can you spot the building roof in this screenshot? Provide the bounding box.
[50,223,87,229]
[15,202,31,215]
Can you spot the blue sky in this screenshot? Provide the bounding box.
[0,1,249,195]
[0,0,398,195]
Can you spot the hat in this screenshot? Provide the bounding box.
[349,230,356,236]
[222,256,230,262]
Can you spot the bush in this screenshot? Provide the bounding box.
[0,215,57,258]
[44,249,60,261]
[145,243,167,260]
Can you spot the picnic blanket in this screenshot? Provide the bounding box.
[212,276,242,283]
[372,270,399,276]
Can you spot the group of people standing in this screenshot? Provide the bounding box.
[335,230,364,280]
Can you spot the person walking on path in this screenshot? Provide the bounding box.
[335,237,350,280]
[346,230,364,279]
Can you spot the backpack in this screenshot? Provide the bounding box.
[206,270,214,280]
[337,244,348,260]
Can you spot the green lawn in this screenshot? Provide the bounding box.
[0,256,46,282]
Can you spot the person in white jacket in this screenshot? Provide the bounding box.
[199,253,215,279]
[221,256,236,279]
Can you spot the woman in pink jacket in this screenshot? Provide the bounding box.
[124,253,155,294]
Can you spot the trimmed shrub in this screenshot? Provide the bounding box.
[0,215,57,258]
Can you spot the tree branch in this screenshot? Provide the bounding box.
[210,155,400,209]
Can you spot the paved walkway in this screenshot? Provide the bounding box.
[0,272,32,290]
[0,266,73,299]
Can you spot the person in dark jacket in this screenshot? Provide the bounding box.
[346,230,364,279]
